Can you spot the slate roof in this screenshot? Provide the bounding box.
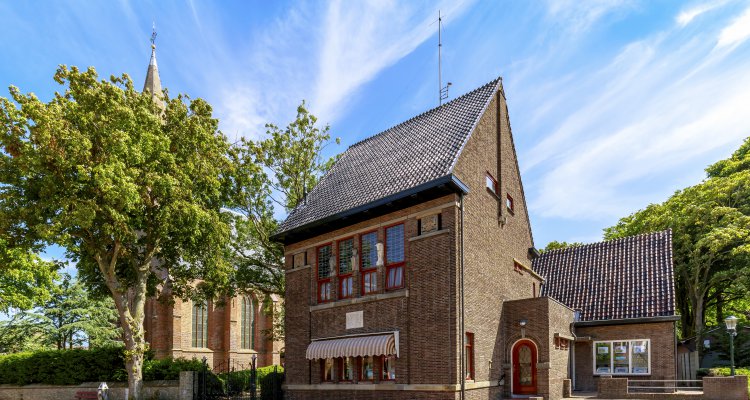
[533,230,676,322]
[276,77,502,236]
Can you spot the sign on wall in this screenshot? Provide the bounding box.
[346,311,364,330]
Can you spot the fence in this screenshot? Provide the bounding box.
[193,357,284,400]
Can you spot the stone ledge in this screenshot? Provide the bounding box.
[285,380,496,392]
[310,289,409,312]
[408,229,450,242]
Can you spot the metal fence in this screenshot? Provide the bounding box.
[627,379,703,394]
[193,357,284,400]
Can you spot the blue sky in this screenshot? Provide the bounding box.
[2,0,750,267]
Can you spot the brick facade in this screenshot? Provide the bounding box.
[573,321,677,392]
[144,292,282,370]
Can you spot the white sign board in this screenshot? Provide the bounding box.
[346,311,363,330]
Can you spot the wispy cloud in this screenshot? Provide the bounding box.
[676,0,728,27]
[544,0,634,34]
[522,4,750,221]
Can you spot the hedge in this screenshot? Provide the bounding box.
[697,367,750,377]
[218,365,284,394]
[259,369,284,400]
[0,348,204,385]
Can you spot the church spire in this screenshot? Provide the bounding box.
[143,24,164,109]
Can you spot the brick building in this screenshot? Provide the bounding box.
[139,40,281,370]
[274,77,677,399]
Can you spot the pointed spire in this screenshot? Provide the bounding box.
[143,23,164,109]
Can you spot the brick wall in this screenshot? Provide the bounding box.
[574,320,676,392]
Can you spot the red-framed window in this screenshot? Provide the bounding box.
[337,237,354,299]
[384,224,405,290]
[485,172,498,194]
[465,332,475,380]
[506,193,514,213]
[381,355,396,381]
[321,358,334,382]
[360,356,376,381]
[339,357,355,382]
[360,231,378,295]
[317,244,333,303]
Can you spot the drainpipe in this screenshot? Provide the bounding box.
[459,193,466,400]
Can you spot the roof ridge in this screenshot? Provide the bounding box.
[348,76,502,150]
[540,229,671,256]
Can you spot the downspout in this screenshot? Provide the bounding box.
[460,192,466,400]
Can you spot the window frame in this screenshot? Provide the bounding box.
[192,300,208,348]
[321,358,335,382]
[384,223,405,291]
[240,296,255,350]
[339,357,355,382]
[592,339,651,376]
[359,356,376,382]
[465,332,475,381]
[485,172,498,195]
[359,230,379,271]
[506,193,515,213]
[316,243,334,303]
[337,237,355,299]
[381,355,396,381]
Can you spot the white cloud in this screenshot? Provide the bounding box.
[545,0,633,34]
[716,5,750,49]
[676,0,728,27]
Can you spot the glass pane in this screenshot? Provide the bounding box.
[631,340,649,374]
[364,272,376,293]
[383,356,396,380]
[361,232,378,269]
[519,345,532,384]
[338,239,353,274]
[362,356,374,380]
[342,357,354,381]
[387,266,403,288]
[613,341,629,374]
[595,342,612,374]
[341,276,353,298]
[323,359,334,381]
[318,245,332,278]
[386,225,404,264]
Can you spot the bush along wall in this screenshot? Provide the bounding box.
[0,348,205,385]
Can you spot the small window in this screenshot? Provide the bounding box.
[465,332,475,380]
[293,252,306,268]
[340,357,355,381]
[361,356,375,381]
[317,244,333,303]
[485,173,498,194]
[555,337,569,350]
[340,276,353,299]
[506,194,514,213]
[418,213,442,235]
[322,359,334,382]
[338,238,354,299]
[382,355,396,381]
[318,281,332,303]
[362,270,377,295]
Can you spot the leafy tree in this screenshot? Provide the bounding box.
[0,238,58,313]
[228,102,338,297]
[540,240,584,253]
[0,66,233,399]
[605,137,750,340]
[5,274,120,351]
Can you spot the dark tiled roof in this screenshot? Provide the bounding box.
[533,230,675,322]
[276,77,502,235]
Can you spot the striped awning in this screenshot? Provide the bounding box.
[306,333,397,360]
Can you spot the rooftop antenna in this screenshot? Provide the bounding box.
[437,11,452,105]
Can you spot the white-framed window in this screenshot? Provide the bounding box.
[593,339,650,375]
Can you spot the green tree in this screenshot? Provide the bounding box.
[605,137,750,339]
[540,240,584,253]
[0,239,58,313]
[0,66,233,398]
[228,102,338,297]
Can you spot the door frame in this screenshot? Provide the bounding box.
[511,338,538,395]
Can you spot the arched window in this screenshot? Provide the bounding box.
[192,301,208,348]
[241,296,255,350]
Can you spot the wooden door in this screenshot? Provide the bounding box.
[512,339,537,395]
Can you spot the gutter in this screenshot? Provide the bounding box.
[459,192,466,400]
[574,315,680,327]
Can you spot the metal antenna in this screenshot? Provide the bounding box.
[437,11,451,105]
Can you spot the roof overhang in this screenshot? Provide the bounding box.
[574,315,680,327]
[272,174,469,245]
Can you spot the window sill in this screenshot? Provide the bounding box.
[310,289,409,312]
[408,229,450,242]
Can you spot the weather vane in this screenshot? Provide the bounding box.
[151,22,157,47]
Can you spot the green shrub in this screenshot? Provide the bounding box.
[259,369,284,400]
[0,348,205,385]
[217,365,284,394]
[697,367,750,377]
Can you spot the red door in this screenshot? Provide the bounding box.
[512,339,537,395]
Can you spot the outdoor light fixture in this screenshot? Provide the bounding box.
[725,315,739,376]
[519,319,528,327]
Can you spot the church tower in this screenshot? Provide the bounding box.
[143,27,163,109]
